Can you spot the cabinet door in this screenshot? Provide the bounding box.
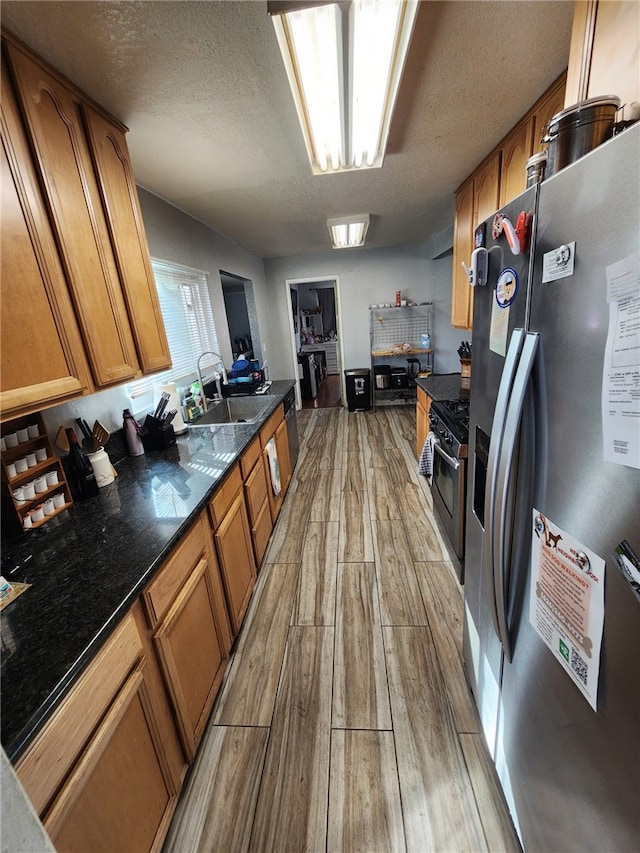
[0,57,92,420]
[252,498,273,568]
[153,554,230,760]
[82,106,171,375]
[451,177,474,329]
[44,661,177,853]
[415,389,431,460]
[532,76,566,153]
[244,456,269,525]
[5,42,139,386]
[499,117,534,206]
[214,491,257,635]
[473,153,500,227]
[275,419,292,496]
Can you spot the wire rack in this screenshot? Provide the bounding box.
[370,304,433,352]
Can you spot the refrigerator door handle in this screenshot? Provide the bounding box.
[493,331,539,661]
[484,328,526,642]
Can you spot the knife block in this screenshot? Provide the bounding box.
[141,415,177,452]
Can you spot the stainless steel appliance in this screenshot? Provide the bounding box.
[463,125,640,851]
[428,397,469,575]
[283,385,299,470]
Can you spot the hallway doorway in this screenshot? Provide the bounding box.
[286,277,344,410]
[301,374,341,409]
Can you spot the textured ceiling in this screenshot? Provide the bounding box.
[1,1,575,258]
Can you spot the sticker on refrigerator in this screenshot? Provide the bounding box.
[542,242,575,282]
[529,510,605,711]
[601,253,640,470]
[495,267,519,308]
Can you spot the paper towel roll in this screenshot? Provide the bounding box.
[153,383,187,434]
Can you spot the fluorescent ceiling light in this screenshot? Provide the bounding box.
[270,1,419,175]
[327,214,370,249]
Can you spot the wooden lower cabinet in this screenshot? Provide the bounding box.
[16,612,182,853]
[211,479,257,636]
[243,436,273,568]
[260,406,291,523]
[416,387,432,459]
[46,661,176,853]
[143,515,232,762]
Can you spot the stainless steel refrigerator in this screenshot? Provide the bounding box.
[463,124,640,852]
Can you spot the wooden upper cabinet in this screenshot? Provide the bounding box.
[531,75,567,154]
[4,41,140,387]
[566,1,639,112]
[82,106,171,374]
[473,153,500,227]
[451,177,474,329]
[499,118,534,207]
[0,55,93,420]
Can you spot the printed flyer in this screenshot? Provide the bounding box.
[529,510,605,711]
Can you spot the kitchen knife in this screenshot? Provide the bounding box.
[154,392,170,420]
[162,409,177,428]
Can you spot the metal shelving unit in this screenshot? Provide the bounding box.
[369,304,433,409]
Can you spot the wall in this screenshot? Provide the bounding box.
[41,193,462,443]
[264,237,463,381]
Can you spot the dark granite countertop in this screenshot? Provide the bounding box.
[415,373,465,402]
[0,381,294,762]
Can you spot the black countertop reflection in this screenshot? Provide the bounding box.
[0,382,293,762]
[415,373,465,402]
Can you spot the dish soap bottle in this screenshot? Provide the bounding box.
[123,409,145,456]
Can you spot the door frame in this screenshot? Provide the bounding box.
[283,275,344,410]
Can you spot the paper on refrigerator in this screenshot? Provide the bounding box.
[601,253,640,469]
[529,510,605,711]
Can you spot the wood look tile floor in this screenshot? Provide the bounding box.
[163,407,521,853]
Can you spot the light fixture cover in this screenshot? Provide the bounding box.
[271,1,419,175]
[327,214,370,249]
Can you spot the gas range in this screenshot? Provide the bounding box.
[429,397,470,458]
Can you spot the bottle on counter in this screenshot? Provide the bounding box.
[65,428,99,499]
[123,409,145,456]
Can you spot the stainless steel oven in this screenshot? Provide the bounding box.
[429,399,469,579]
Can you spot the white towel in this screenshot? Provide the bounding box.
[265,437,281,497]
[418,431,437,482]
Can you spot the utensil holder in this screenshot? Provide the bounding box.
[141,415,177,452]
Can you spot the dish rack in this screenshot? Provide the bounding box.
[1,412,73,535]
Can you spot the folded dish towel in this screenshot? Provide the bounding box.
[265,437,281,497]
[418,431,437,482]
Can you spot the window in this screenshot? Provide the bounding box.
[128,259,220,402]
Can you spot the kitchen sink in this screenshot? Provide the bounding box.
[187,396,276,427]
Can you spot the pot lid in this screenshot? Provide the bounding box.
[548,95,620,128]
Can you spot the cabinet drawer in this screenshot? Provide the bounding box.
[143,519,207,627]
[16,614,143,816]
[259,404,284,448]
[417,386,429,409]
[244,458,268,524]
[209,464,242,528]
[240,435,261,480]
[252,498,273,568]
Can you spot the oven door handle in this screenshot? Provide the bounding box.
[433,440,460,470]
[484,328,526,645]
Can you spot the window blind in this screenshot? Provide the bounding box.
[128,259,220,400]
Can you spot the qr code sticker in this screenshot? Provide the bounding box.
[571,647,588,685]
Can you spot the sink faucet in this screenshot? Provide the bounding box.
[196,351,227,412]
